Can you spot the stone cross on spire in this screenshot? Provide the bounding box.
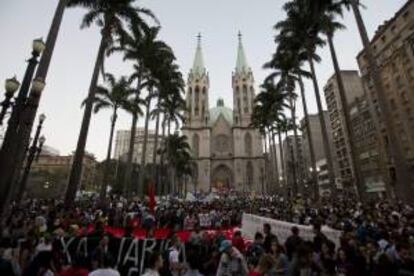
[192,32,206,77]
[235,31,250,74]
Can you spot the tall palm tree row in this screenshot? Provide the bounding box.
[265,41,320,200]
[272,0,414,203]
[65,0,157,206]
[152,64,186,194]
[160,133,193,196]
[272,0,339,198]
[113,21,185,197]
[251,81,290,194]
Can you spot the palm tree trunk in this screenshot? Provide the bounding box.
[138,96,152,196]
[270,131,281,192]
[278,130,286,195]
[289,96,302,195]
[100,108,117,201]
[307,51,337,196]
[65,35,106,207]
[350,0,413,202]
[124,111,138,197]
[160,117,166,195]
[0,0,68,214]
[327,33,364,200]
[167,119,171,136]
[152,100,161,179]
[298,74,319,201]
[265,131,276,188]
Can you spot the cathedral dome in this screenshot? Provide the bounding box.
[209,98,233,125]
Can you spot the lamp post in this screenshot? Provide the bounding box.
[16,114,46,202]
[0,77,20,125]
[0,39,45,213]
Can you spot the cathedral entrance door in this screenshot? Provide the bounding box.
[211,165,232,191]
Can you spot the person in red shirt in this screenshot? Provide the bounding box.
[232,229,246,254]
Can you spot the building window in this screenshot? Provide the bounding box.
[195,86,200,116]
[245,133,252,157]
[192,134,200,157]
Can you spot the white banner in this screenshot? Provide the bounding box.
[241,213,341,247]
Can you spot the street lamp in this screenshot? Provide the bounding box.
[0,77,21,125]
[0,38,46,210]
[32,38,46,54]
[15,114,46,202]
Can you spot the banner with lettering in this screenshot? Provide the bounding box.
[57,237,186,276]
[241,213,342,247]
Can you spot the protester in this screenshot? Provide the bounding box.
[284,226,303,261]
[216,240,249,276]
[142,251,163,276]
[0,192,413,275]
[263,223,277,253]
[88,253,119,276]
[168,235,185,276]
[246,232,265,269]
[59,253,88,276]
[270,241,289,276]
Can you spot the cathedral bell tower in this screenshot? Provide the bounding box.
[232,32,255,127]
[183,34,211,193]
[186,33,210,128]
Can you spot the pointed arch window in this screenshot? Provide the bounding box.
[195,86,200,116]
[193,133,200,157]
[245,132,252,157]
[243,85,248,112]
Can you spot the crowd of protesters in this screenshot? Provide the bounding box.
[0,192,413,275]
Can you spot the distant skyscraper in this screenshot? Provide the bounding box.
[300,112,339,192]
[348,96,387,195]
[113,128,159,165]
[323,71,365,186]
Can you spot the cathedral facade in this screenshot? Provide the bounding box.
[182,34,265,193]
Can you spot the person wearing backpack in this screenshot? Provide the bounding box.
[216,240,248,276]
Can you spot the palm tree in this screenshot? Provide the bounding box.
[85,73,133,200]
[265,54,304,194]
[252,83,289,192]
[137,28,176,196]
[275,0,337,196]
[307,1,365,200]
[151,63,184,187]
[115,25,162,197]
[160,133,192,195]
[65,0,156,206]
[122,90,145,196]
[265,43,319,200]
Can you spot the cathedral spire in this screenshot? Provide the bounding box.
[192,33,206,77]
[235,31,250,74]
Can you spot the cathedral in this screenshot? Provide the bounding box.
[182,34,265,193]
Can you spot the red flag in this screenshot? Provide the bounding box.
[148,181,156,214]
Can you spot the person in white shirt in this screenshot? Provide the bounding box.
[169,235,185,276]
[89,254,120,276]
[142,251,164,276]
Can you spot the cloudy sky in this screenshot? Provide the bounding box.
[0,0,407,160]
